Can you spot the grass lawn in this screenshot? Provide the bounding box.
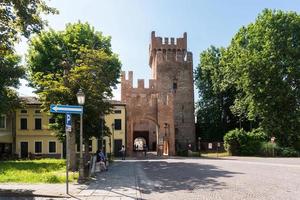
[0,159,78,183]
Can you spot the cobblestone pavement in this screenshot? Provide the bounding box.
[1,157,300,200]
[76,161,141,200]
[136,157,300,200]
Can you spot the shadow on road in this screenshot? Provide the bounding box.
[137,160,242,194]
[86,159,242,197]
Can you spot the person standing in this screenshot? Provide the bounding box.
[143,144,147,157]
[120,145,126,160]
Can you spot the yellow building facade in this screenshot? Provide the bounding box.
[88,101,126,157]
[103,102,126,157]
[12,97,126,159]
[16,97,63,158]
[0,113,14,158]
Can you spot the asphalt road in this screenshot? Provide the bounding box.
[134,157,300,200]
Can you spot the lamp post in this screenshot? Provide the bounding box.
[164,123,168,136]
[163,123,168,155]
[198,137,201,157]
[76,89,85,183]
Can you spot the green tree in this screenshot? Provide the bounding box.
[0,0,57,113]
[224,9,300,148]
[195,46,244,141]
[27,22,121,170]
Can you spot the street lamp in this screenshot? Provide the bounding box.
[198,137,201,157]
[76,89,85,183]
[163,123,168,155]
[164,123,168,136]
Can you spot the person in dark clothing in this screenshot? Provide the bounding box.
[143,144,147,157]
[120,145,126,160]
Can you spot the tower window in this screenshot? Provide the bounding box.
[173,82,177,90]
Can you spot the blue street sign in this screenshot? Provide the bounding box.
[50,104,83,114]
[65,113,71,132]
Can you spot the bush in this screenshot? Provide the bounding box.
[176,149,188,156]
[224,128,247,155]
[224,128,268,156]
[260,142,277,156]
[277,147,299,157]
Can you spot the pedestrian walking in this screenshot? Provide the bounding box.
[120,145,126,160]
[143,144,147,157]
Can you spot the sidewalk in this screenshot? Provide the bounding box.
[0,161,141,200]
[77,160,141,199]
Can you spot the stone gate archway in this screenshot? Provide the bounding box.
[132,118,158,152]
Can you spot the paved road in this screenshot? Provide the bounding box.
[1,157,300,199]
[135,157,300,200]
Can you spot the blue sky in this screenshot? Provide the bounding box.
[16,0,300,100]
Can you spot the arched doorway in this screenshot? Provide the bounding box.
[134,137,146,151]
[132,119,158,152]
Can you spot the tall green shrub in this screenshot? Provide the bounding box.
[224,128,267,156]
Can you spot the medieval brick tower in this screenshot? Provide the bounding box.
[121,31,195,156]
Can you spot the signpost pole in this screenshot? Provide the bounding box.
[50,104,83,189]
[66,129,69,194]
[65,113,71,195]
[78,112,84,182]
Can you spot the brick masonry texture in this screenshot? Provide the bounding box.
[121,31,195,155]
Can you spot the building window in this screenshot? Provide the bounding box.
[49,141,56,153]
[35,110,41,114]
[89,140,93,152]
[20,118,27,130]
[0,115,6,129]
[173,82,177,90]
[35,141,42,154]
[35,118,42,130]
[114,110,121,114]
[114,119,122,130]
[21,109,27,114]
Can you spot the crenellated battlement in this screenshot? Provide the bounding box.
[150,31,187,51]
[121,71,157,90]
[149,31,192,66]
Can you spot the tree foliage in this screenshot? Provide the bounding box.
[0,0,57,113]
[196,9,300,148]
[195,46,246,141]
[27,22,121,141]
[225,9,300,147]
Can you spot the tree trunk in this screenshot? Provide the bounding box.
[84,138,90,162]
[68,119,77,171]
